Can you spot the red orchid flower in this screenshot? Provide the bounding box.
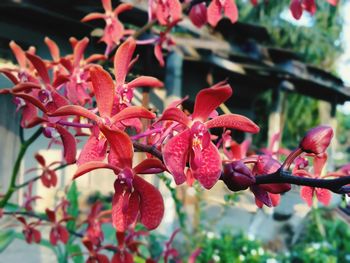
[1,52,77,163]
[81,0,133,55]
[56,37,105,106]
[149,0,182,26]
[85,201,111,246]
[46,208,71,245]
[153,22,177,67]
[221,130,251,161]
[16,216,41,244]
[158,82,260,189]
[26,153,61,188]
[73,125,165,233]
[83,238,110,263]
[0,41,37,85]
[50,65,157,165]
[295,154,332,206]
[289,0,330,20]
[23,182,41,212]
[112,38,163,111]
[207,0,239,27]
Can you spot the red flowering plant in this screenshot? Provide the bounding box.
[0,0,348,262]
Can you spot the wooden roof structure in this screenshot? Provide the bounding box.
[0,0,349,107]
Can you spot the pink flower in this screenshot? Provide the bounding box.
[149,0,182,26]
[22,182,41,212]
[295,154,332,206]
[46,208,71,245]
[207,0,239,27]
[158,82,259,189]
[81,0,133,55]
[16,217,41,244]
[74,125,165,233]
[85,201,111,246]
[50,64,156,165]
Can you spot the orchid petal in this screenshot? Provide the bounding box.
[163,129,191,185]
[73,37,89,67]
[259,183,291,194]
[113,3,133,15]
[102,0,112,12]
[157,107,191,127]
[56,125,77,164]
[50,105,99,122]
[21,103,41,128]
[90,66,115,118]
[313,153,327,177]
[0,69,19,84]
[99,125,133,169]
[207,0,222,27]
[192,83,232,122]
[127,76,163,89]
[77,136,107,166]
[301,186,314,206]
[112,181,139,232]
[57,225,69,244]
[224,0,239,24]
[15,93,47,113]
[133,158,165,174]
[316,188,331,206]
[133,175,164,230]
[168,0,182,22]
[46,208,56,222]
[12,82,41,93]
[111,106,156,124]
[191,141,222,189]
[44,37,60,61]
[154,44,165,67]
[52,75,70,88]
[114,38,136,87]
[25,53,50,84]
[251,185,272,207]
[35,153,46,167]
[74,161,120,179]
[9,41,27,69]
[206,114,260,133]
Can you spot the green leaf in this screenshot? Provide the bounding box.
[66,181,79,232]
[0,230,15,253]
[67,244,84,263]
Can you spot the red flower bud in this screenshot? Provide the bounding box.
[299,125,333,155]
[223,161,255,191]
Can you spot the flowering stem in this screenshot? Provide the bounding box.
[0,127,43,208]
[131,127,163,140]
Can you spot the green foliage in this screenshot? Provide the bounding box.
[195,231,275,263]
[66,181,79,232]
[237,0,342,70]
[0,230,15,253]
[281,208,350,263]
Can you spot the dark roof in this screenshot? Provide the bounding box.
[0,0,349,104]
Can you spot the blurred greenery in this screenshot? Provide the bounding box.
[236,0,342,149]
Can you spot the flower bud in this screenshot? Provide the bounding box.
[299,125,333,155]
[223,161,255,191]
